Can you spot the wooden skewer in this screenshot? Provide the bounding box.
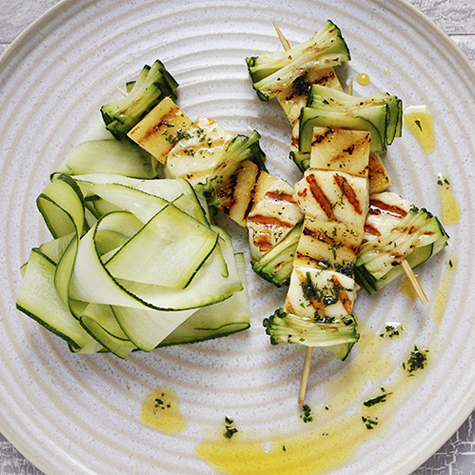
[273,23,291,51]
[401,259,428,304]
[272,22,313,404]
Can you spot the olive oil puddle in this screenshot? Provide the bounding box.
[437,174,461,226]
[141,385,187,435]
[194,325,425,475]
[403,105,435,154]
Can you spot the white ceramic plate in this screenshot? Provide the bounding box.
[1,0,474,474]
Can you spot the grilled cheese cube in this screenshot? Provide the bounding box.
[363,191,412,242]
[214,160,261,226]
[277,68,343,126]
[214,160,276,227]
[164,116,233,186]
[284,267,356,319]
[310,127,371,177]
[127,97,192,165]
[294,169,369,227]
[247,178,303,259]
[368,152,393,193]
[294,217,363,275]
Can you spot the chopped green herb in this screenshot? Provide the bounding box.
[362,416,378,430]
[300,404,313,423]
[414,119,423,131]
[404,345,428,374]
[379,324,402,338]
[224,417,238,439]
[363,392,392,407]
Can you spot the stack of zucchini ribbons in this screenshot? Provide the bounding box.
[17,61,269,358]
[245,21,449,360]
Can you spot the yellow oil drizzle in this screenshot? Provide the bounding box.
[403,105,435,154]
[194,326,399,475]
[357,73,370,86]
[432,252,458,326]
[400,276,420,301]
[141,385,187,435]
[437,174,461,226]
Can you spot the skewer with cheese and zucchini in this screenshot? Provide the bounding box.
[246,20,350,103]
[102,78,303,287]
[263,127,371,361]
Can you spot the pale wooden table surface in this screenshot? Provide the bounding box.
[0,0,474,474]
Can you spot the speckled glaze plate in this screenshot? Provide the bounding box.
[1,0,474,474]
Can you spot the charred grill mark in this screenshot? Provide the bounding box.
[295,268,326,316]
[218,168,240,216]
[247,214,295,228]
[330,275,353,314]
[138,108,180,141]
[253,233,274,254]
[316,70,337,86]
[369,199,407,219]
[333,174,363,215]
[243,168,262,220]
[303,173,336,220]
[312,128,335,146]
[364,222,381,236]
[291,135,299,149]
[301,226,361,259]
[338,135,370,158]
[265,190,297,204]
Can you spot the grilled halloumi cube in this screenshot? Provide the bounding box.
[284,267,356,319]
[247,178,303,259]
[310,127,371,177]
[164,116,233,186]
[277,68,343,126]
[294,169,369,227]
[294,217,363,275]
[214,160,270,227]
[127,97,193,165]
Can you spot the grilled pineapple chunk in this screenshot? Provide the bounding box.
[277,68,343,125]
[310,127,371,177]
[127,97,192,165]
[294,169,369,227]
[294,217,363,276]
[284,266,356,319]
[247,178,303,259]
[164,116,233,186]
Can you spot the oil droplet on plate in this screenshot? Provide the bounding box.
[433,252,458,326]
[403,105,435,154]
[357,73,370,86]
[141,385,187,435]
[383,68,390,75]
[437,173,461,226]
